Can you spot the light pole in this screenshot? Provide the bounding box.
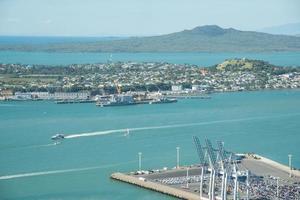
[138,152,142,171]
[176,147,180,169]
[288,154,292,177]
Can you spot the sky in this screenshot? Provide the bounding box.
[0,0,300,36]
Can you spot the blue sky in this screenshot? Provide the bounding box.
[0,0,300,36]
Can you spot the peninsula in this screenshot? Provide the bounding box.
[0,59,299,100]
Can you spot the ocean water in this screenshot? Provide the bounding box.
[1,36,300,66]
[0,36,126,45]
[0,51,300,67]
[0,90,299,200]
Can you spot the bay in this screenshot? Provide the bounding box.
[0,90,299,200]
[0,51,300,66]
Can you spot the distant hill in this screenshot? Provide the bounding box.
[258,22,300,36]
[2,25,300,52]
[211,58,299,75]
[212,59,275,71]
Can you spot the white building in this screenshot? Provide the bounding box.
[13,92,32,100]
[171,85,182,91]
[30,92,50,99]
[192,85,201,91]
[53,92,90,100]
[12,91,91,100]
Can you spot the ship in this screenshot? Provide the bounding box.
[96,94,137,107]
[96,94,178,107]
[149,98,177,104]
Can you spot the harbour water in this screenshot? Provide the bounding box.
[0,90,299,200]
[1,51,300,66]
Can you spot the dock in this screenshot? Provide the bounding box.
[166,95,211,99]
[111,172,205,200]
[110,154,300,200]
[55,99,96,104]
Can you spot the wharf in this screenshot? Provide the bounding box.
[55,100,96,104]
[166,95,211,99]
[110,154,300,200]
[111,172,205,200]
[242,154,300,179]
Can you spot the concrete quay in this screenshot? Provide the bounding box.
[111,172,206,200]
[255,154,300,177]
[110,154,300,200]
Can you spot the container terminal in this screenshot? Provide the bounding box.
[111,137,300,200]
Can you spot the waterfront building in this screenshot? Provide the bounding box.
[0,89,13,100]
[7,91,90,100]
[53,92,90,100]
[191,85,201,91]
[171,85,182,92]
[30,92,50,100]
[13,92,32,100]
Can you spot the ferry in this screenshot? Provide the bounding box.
[51,134,65,140]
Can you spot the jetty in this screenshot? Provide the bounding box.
[111,172,203,200]
[111,155,300,199]
[55,99,96,104]
[110,138,300,200]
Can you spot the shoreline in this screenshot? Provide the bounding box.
[1,88,300,102]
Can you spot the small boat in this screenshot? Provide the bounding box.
[124,129,130,136]
[51,134,65,140]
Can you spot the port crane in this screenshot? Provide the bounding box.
[193,137,248,200]
[114,80,122,94]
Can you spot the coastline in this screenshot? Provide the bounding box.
[1,88,299,102]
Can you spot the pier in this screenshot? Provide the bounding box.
[111,172,204,200]
[165,95,211,100]
[55,99,96,104]
[110,138,300,200]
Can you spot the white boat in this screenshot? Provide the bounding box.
[124,129,130,136]
[51,134,65,140]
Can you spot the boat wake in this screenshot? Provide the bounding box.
[65,129,126,139]
[0,161,135,180]
[28,143,57,148]
[64,114,299,139]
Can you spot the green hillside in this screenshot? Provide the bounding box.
[2,25,300,52]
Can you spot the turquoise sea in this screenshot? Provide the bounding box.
[1,51,300,66]
[0,39,300,199]
[0,90,300,200]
